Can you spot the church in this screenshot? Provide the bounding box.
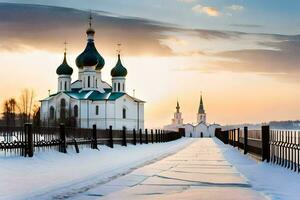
[40,16,145,130]
[164,95,219,137]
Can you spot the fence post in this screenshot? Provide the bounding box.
[92,124,98,149]
[145,129,148,144]
[155,129,158,143]
[122,126,127,146]
[59,123,67,153]
[151,129,154,143]
[133,128,137,145]
[233,129,236,147]
[244,126,248,155]
[237,128,240,149]
[139,128,142,144]
[24,123,34,157]
[109,126,114,148]
[262,125,270,162]
[224,130,229,144]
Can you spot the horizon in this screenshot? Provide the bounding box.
[0,1,300,128]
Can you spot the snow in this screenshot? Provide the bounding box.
[1,138,299,200]
[75,138,267,200]
[215,138,300,200]
[0,138,192,200]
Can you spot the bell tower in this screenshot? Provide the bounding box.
[172,100,183,125]
[197,94,206,124]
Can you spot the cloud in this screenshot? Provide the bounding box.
[230,24,263,28]
[227,4,244,12]
[1,3,300,82]
[177,0,197,3]
[192,5,221,17]
[0,3,174,56]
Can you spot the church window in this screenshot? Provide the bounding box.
[64,81,67,91]
[49,106,55,120]
[114,83,116,91]
[122,83,124,91]
[74,105,78,118]
[118,83,120,92]
[122,108,126,119]
[60,81,62,91]
[96,79,98,88]
[88,76,90,88]
[96,105,99,115]
[60,99,66,120]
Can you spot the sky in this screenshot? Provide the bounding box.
[0,0,300,128]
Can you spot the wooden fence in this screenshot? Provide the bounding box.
[215,126,300,173]
[0,124,184,157]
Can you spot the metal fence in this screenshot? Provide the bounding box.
[215,126,300,173]
[0,124,185,157]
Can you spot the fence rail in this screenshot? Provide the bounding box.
[215,126,300,173]
[0,124,185,157]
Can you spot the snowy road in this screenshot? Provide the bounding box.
[66,139,268,200]
[0,138,192,200]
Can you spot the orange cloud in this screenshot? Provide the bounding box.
[192,5,221,17]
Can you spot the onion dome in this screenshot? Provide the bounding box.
[56,52,73,75]
[76,21,105,70]
[111,54,128,77]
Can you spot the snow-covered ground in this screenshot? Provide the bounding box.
[216,138,300,200]
[0,138,193,200]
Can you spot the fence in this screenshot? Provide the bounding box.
[215,126,300,173]
[0,124,184,157]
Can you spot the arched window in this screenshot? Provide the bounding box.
[114,83,116,92]
[96,79,98,88]
[118,83,120,92]
[60,99,66,120]
[88,76,90,88]
[74,105,78,118]
[60,81,62,91]
[50,106,55,120]
[122,108,126,119]
[122,83,125,91]
[95,105,99,115]
[64,81,67,91]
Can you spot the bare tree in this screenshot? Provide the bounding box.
[2,98,17,127]
[17,89,36,124]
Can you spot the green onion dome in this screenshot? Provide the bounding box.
[56,52,73,75]
[111,54,128,77]
[75,32,105,70]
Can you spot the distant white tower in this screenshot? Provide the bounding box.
[172,101,183,125]
[197,94,206,124]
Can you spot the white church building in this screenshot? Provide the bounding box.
[164,95,220,137]
[40,17,144,130]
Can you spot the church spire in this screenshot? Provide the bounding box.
[198,94,205,114]
[176,100,180,113]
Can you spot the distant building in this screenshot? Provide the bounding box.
[164,95,220,137]
[164,101,184,131]
[40,15,145,130]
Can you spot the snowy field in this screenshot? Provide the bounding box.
[216,138,300,200]
[0,138,193,200]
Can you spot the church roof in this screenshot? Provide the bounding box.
[76,40,105,70]
[75,16,105,70]
[42,88,144,102]
[56,52,73,75]
[111,54,127,77]
[198,95,205,114]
